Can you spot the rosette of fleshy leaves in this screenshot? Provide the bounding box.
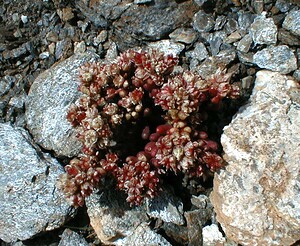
[58,49,239,207]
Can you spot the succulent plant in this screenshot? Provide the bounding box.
[58,49,239,207]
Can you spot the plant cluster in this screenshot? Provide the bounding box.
[58,49,239,207]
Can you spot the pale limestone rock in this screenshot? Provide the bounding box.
[211,70,300,245]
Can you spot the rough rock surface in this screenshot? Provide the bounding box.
[146,186,185,225]
[249,13,277,45]
[112,0,199,50]
[211,70,300,245]
[253,45,297,74]
[86,190,149,245]
[282,9,300,37]
[58,229,89,246]
[25,51,99,157]
[0,123,73,242]
[117,223,172,246]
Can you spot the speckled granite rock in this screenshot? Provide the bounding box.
[25,51,99,157]
[0,123,74,242]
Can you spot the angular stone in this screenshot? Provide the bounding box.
[185,210,203,245]
[275,0,292,13]
[249,13,277,45]
[76,0,133,28]
[58,229,89,246]
[253,45,297,74]
[169,28,198,44]
[202,224,226,246]
[211,70,300,245]
[146,186,185,225]
[193,10,215,33]
[147,39,185,57]
[118,223,172,246]
[283,10,300,37]
[237,34,252,53]
[237,11,256,36]
[25,51,99,157]
[194,49,236,79]
[278,28,300,46]
[0,75,14,97]
[0,123,73,242]
[186,42,208,62]
[86,190,149,245]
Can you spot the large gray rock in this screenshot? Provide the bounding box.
[112,0,199,50]
[0,123,73,242]
[76,0,133,28]
[253,45,297,74]
[25,51,99,157]
[211,70,300,245]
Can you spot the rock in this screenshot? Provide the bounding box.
[237,11,256,36]
[112,0,199,51]
[147,39,185,57]
[278,28,300,46]
[237,34,252,53]
[249,13,277,45]
[194,49,236,79]
[146,186,185,225]
[215,15,227,31]
[134,0,153,3]
[76,0,132,28]
[57,7,74,22]
[21,15,28,24]
[169,28,198,44]
[86,190,149,245]
[253,45,297,74]
[252,0,264,14]
[202,224,226,246]
[193,10,215,33]
[55,39,72,60]
[3,44,28,60]
[74,41,86,54]
[93,30,108,45]
[191,194,213,211]
[39,51,50,59]
[0,75,14,97]
[275,0,292,13]
[58,229,89,246]
[283,10,300,37]
[293,70,300,81]
[185,210,203,245]
[118,223,172,246]
[186,42,208,62]
[211,70,300,245]
[161,222,188,245]
[237,51,254,64]
[194,0,208,7]
[0,123,73,242]
[225,17,238,34]
[25,51,99,157]
[207,31,227,55]
[224,31,241,44]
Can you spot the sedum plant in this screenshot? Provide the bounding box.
[58,49,239,207]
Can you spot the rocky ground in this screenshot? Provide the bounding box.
[0,0,300,245]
